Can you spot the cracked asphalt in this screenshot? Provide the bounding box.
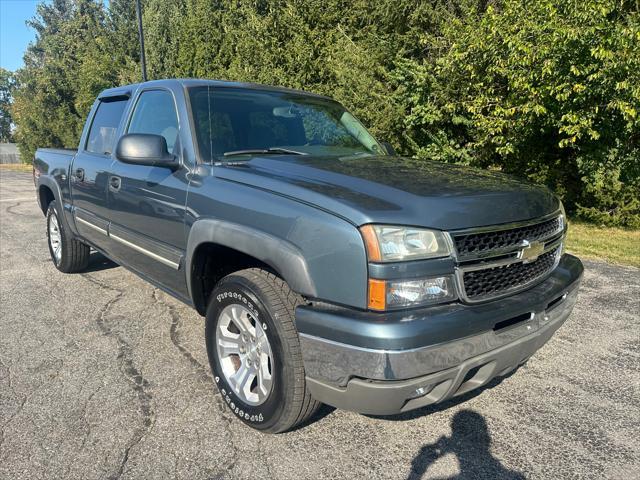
[1,170,639,480]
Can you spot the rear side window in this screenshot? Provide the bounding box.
[86,99,128,155]
[128,90,179,153]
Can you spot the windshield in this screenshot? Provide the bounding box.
[188,86,385,162]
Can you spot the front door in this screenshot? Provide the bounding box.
[107,88,189,298]
[71,96,129,248]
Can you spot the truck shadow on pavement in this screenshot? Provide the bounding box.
[84,251,119,273]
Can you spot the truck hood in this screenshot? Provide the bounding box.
[213,155,559,230]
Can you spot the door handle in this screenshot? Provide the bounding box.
[109,176,121,191]
[74,168,85,181]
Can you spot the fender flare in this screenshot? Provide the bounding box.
[36,176,78,235]
[185,218,318,310]
[36,175,62,213]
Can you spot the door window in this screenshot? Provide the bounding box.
[128,90,179,153]
[86,99,128,155]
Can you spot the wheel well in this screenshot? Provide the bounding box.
[190,243,276,315]
[38,186,55,215]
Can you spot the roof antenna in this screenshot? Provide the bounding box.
[135,0,147,82]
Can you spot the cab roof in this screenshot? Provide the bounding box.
[98,78,332,101]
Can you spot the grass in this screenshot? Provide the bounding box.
[566,220,640,268]
[0,163,32,172]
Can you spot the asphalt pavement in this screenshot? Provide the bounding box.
[1,169,639,480]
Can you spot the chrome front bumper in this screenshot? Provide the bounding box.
[297,254,583,415]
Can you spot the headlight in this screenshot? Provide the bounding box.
[559,200,566,232]
[368,276,456,310]
[558,200,566,255]
[360,225,451,262]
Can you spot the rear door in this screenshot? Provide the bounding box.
[106,87,190,297]
[70,95,129,248]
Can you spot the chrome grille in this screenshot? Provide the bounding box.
[451,213,565,302]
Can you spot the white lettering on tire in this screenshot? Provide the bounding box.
[216,291,259,318]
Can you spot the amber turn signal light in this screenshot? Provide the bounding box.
[359,225,382,262]
[368,278,386,310]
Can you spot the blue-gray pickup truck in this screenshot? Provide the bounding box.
[33,79,583,433]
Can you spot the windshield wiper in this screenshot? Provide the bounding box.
[223,147,308,157]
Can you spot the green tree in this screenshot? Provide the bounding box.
[12,0,122,162]
[9,0,639,226]
[107,0,142,85]
[0,68,15,142]
[394,0,640,226]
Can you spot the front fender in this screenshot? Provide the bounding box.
[184,173,369,311]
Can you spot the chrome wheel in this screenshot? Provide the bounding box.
[216,304,273,406]
[48,212,62,264]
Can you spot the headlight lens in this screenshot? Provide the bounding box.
[558,200,567,256]
[558,200,566,232]
[360,225,451,262]
[368,276,456,310]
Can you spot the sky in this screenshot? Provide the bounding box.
[0,0,40,72]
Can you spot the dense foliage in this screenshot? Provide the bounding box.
[0,68,14,142]
[9,0,640,226]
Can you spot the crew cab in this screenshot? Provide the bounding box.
[33,79,583,433]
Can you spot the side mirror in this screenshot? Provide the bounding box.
[115,133,178,170]
[380,141,397,156]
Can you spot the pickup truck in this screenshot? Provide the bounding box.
[33,79,583,433]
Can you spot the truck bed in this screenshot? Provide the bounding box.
[35,147,77,157]
[33,148,77,195]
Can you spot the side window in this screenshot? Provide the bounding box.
[86,99,128,155]
[128,90,179,152]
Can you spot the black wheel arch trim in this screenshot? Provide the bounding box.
[37,176,61,212]
[186,218,318,313]
[37,176,79,237]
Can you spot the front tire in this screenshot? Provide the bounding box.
[205,268,320,433]
[46,200,90,273]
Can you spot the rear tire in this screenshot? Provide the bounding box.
[46,200,90,273]
[205,268,321,433]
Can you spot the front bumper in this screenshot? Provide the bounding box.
[296,254,583,415]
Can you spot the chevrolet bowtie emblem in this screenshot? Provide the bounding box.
[519,240,544,263]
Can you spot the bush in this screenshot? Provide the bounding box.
[10,0,639,226]
[393,0,639,227]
